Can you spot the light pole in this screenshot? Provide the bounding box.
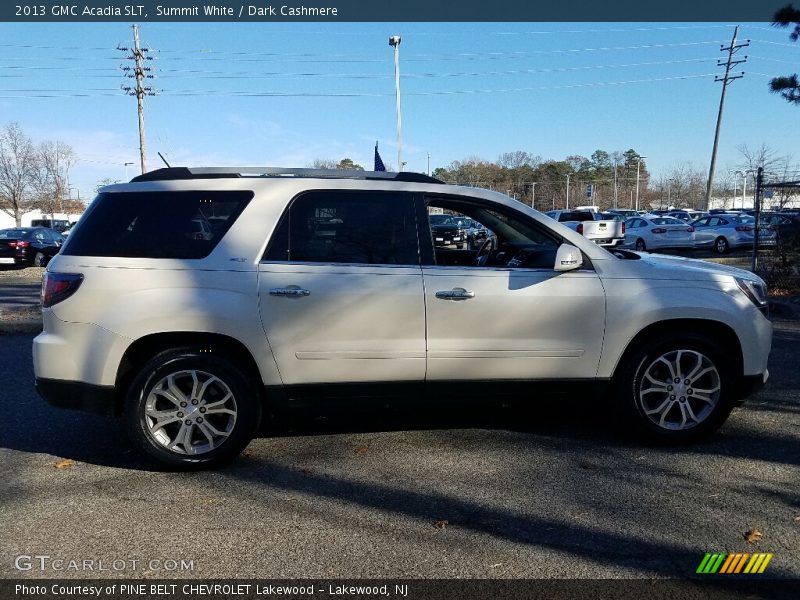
[732,170,741,210]
[667,179,672,207]
[124,161,134,180]
[565,173,570,209]
[426,152,430,176]
[635,155,647,212]
[530,182,537,209]
[389,35,403,172]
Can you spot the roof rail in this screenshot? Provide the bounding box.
[130,167,443,184]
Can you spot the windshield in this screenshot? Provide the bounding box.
[429,214,455,225]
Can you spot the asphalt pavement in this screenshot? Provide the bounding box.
[0,322,798,580]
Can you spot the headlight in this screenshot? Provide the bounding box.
[735,277,768,309]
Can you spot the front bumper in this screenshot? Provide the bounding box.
[733,370,769,404]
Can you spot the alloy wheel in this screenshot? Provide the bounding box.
[143,369,237,455]
[637,349,721,431]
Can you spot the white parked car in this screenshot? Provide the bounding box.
[623,215,696,252]
[34,167,772,468]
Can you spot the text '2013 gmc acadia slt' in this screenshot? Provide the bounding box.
[33,167,772,468]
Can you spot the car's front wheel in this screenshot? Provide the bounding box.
[124,349,261,469]
[614,333,736,442]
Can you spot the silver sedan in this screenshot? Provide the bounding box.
[691,214,755,254]
[622,215,695,252]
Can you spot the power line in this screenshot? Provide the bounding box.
[0,73,720,99]
[0,56,721,80]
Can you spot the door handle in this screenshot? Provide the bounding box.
[269,287,311,297]
[435,289,475,301]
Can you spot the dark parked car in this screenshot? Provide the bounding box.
[429,214,467,248]
[0,227,64,267]
[769,213,800,249]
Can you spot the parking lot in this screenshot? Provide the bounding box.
[1,316,798,579]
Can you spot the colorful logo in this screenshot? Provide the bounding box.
[696,553,773,574]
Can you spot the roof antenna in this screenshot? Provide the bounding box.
[157,152,171,168]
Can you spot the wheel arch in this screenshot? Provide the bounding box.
[114,332,265,416]
[610,318,743,383]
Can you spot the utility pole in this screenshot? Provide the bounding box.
[704,26,749,210]
[565,174,570,209]
[119,25,156,175]
[530,181,537,209]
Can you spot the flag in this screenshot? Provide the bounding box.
[374,141,386,172]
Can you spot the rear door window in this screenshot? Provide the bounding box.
[62,191,252,259]
[264,190,418,265]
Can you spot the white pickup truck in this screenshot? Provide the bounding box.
[545,209,625,248]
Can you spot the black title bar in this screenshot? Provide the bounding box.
[0,1,791,22]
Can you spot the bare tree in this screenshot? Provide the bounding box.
[736,143,788,173]
[660,162,707,209]
[0,122,37,226]
[31,140,76,221]
[497,151,541,170]
[308,158,339,170]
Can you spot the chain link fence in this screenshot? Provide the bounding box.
[752,171,800,296]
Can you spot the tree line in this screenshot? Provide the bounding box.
[431,149,651,212]
[0,122,84,227]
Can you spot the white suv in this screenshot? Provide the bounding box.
[33,167,772,468]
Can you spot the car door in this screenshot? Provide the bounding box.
[624,218,642,246]
[421,196,606,382]
[692,217,713,247]
[44,229,63,258]
[258,189,426,387]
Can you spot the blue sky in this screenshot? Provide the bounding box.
[0,21,797,198]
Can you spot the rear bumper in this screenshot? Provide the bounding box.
[596,238,625,247]
[35,377,117,416]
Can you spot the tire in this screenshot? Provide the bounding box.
[33,252,46,267]
[124,348,261,469]
[456,243,464,249]
[613,333,736,443]
[635,238,647,252]
[714,236,729,254]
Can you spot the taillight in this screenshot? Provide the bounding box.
[651,228,667,234]
[14,240,30,249]
[687,227,695,233]
[577,223,584,234]
[735,225,753,232]
[622,222,626,234]
[41,272,83,308]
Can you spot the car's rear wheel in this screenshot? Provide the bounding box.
[33,252,46,267]
[614,333,736,442]
[635,238,647,252]
[124,348,261,469]
[714,236,730,254]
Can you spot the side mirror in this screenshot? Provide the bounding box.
[554,244,584,272]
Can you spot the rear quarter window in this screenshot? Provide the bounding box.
[62,191,252,259]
